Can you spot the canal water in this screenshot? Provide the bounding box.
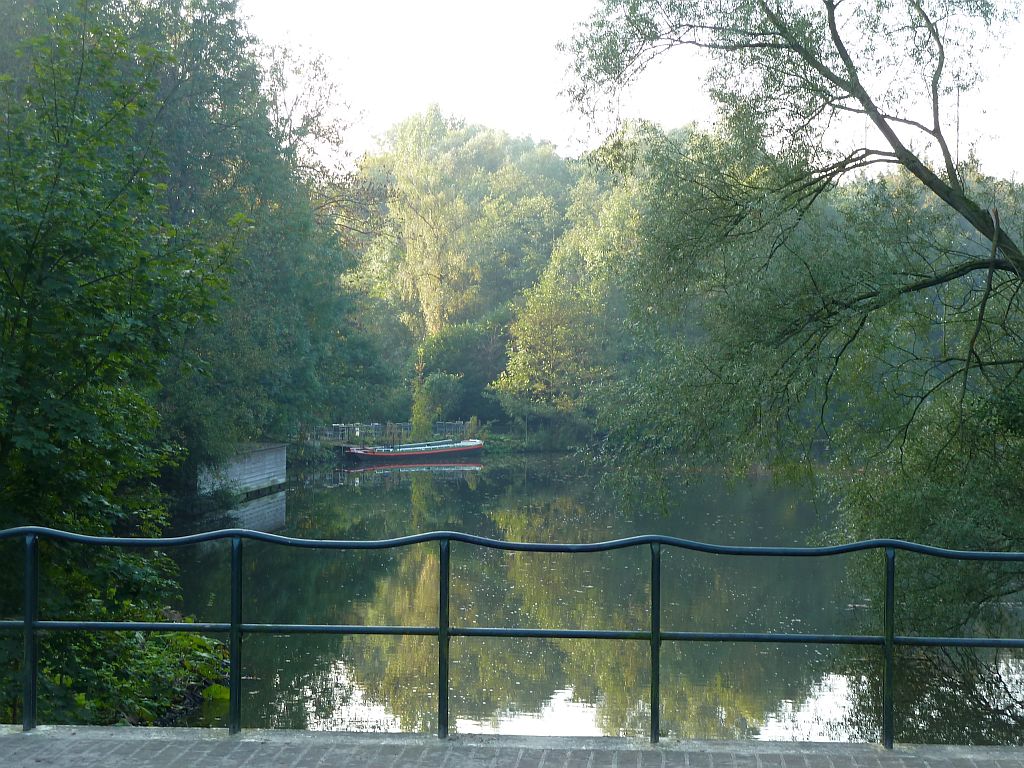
[172,454,1021,744]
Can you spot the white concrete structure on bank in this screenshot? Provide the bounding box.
[197,443,287,496]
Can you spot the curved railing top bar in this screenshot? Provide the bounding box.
[4,525,1024,561]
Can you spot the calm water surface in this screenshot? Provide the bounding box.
[172,454,1020,743]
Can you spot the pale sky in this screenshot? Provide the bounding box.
[237,0,713,159]
[238,0,1024,179]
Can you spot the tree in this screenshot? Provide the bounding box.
[0,0,221,722]
[1,0,365,723]
[568,0,1021,268]
[0,1,209,526]
[495,168,635,430]
[353,108,576,426]
[419,312,510,423]
[566,1,1024,476]
[144,0,370,481]
[491,112,1024,732]
[358,107,573,340]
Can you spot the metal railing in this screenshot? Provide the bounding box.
[1,526,1023,747]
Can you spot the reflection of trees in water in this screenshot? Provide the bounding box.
[918,565,1023,740]
[840,649,1024,745]
[835,541,1024,743]
[177,459,855,735]
[481,485,842,738]
[351,543,569,731]
[331,466,847,737]
[176,482,420,729]
[828,433,1024,744]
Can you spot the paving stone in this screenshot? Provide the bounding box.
[374,744,410,766]
[5,730,1024,768]
[413,745,456,766]
[465,746,500,766]
[492,747,525,768]
[515,748,551,768]
[293,744,330,767]
[733,754,760,768]
[556,749,584,768]
[589,751,620,768]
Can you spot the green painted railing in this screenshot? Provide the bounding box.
[2,526,1024,747]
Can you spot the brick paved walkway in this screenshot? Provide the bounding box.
[2,727,1023,768]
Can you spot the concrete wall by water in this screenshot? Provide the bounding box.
[198,443,287,495]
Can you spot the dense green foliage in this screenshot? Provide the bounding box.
[560,0,1024,550]
[0,0,378,723]
[358,107,573,339]
[351,107,576,427]
[141,6,383,480]
[494,164,635,441]
[1,2,198,532]
[0,0,224,723]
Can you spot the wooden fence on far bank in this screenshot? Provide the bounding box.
[312,422,468,444]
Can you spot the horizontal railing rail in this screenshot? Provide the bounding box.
[2,526,1023,747]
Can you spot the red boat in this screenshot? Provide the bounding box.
[344,438,483,462]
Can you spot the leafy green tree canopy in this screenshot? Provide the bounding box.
[0,0,211,529]
[0,0,227,724]
[568,0,1022,268]
[358,106,573,340]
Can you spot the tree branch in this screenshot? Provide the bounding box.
[821,0,1023,269]
[907,0,961,191]
[959,209,1001,411]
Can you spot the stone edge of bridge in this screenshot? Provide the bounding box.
[2,725,1022,759]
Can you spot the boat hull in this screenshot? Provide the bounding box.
[344,461,482,474]
[343,439,483,463]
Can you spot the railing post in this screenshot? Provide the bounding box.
[229,536,243,734]
[882,546,896,749]
[650,542,661,743]
[438,537,450,739]
[22,534,38,731]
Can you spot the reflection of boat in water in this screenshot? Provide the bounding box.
[340,461,482,487]
[344,438,483,462]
